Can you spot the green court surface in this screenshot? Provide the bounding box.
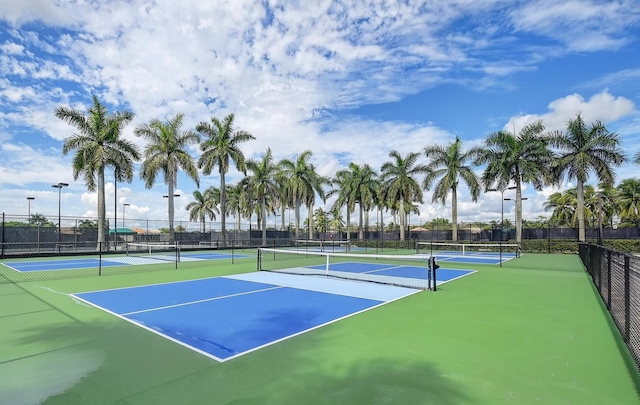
[1,250,639,404]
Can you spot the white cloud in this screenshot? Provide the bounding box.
[0,1,639,224]
[505,90,636,133]
[510,0,639,52]
[0,0,76,26]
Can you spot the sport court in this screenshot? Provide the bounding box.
[417,242,520,265]
[2,251,251,272]
[72,255,475,362]
[72,273,420,361]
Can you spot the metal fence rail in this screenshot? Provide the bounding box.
[579,243,640,372]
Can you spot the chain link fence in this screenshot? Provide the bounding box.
[579,243,640,373]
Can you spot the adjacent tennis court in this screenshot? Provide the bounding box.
[258,248,475,289]
[2,250,252,272]
[417,241,520,265]
[72,272,420,361]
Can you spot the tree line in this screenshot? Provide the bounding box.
[56,95,637,248]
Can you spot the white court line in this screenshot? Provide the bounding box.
[121,285,283,316]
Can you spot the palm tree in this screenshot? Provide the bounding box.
[423,137,482,241]
[544,190,577,227]
[329,168,357,242]
[476,120,555,243]
[549,114,627,241]
[56,95,140,250]
[380,151,427,241]
[279,150,328,239]
[186,186,220,233]
[314,207,329,235]
[274,169,291,232]
[225,183,244,232]
[245,148,280,245]
[237,176,259,234]
[328,208,345,235]
[616,178,640,227]
[30,213,50,226]
[134,113,200,242]
[354,164,378,240]
[77,219,98,229]
[197,113,255,247]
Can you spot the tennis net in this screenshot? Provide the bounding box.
[258,248,434,290]
[198,241,219,249]
[416,241,520,257]
[125,242,180,264]
[293,239,351,252]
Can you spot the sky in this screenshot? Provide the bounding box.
[0,0,639,231]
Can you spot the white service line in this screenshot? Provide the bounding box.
[121,285,284,316]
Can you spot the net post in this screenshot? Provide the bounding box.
[427,255,431,290]
[257,248,262,272]
[428,256,438,291]
[175,242,180,269]
[325,253,330,276]
[98,241,102,276]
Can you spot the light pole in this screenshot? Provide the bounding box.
[504,197,528,240]
[487,186,517,241]
[27,197,34,224]
[123,203,130,228]
[52,183,69,248]
[163,194,180,241]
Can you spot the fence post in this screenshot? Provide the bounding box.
[624,255,631,343]
[1,212,4,257]
[605,251,612,310]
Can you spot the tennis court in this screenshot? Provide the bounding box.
[258,248,475,289]
[304,261,474,285]
[3,248,640,405]
[2,250,252,272]
[72,272,420,361]
[417,242,520,265]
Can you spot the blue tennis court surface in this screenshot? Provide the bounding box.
[72,273,420,361]
[2,251,252,272]
[423,251,518,265]
[306,261,474,285]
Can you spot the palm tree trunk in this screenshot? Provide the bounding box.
[364,208,370,238]
[281,206,286,230]
[168,182,175,242]
[295,199,301,239]
[516,187,523,243]
[307,204,314,239]
[358,204,364,240]
[452,189,458,241]
[97,166,106,251]
[220,168,227,247]
[346,209,351,241]
[577,180,585,241]
[261,196,267,245]
[399,200,405,241]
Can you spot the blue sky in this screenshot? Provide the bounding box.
[0,0,639,230]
